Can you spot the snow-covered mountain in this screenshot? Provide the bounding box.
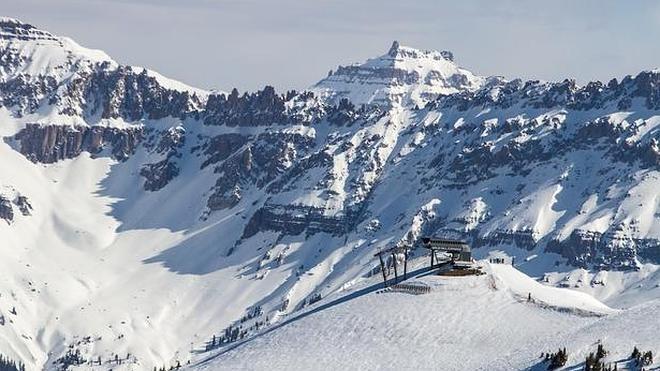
[0,16,206,125]
[312,40,486,107]
[0,18,658,370]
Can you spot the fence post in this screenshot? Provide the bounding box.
[378,253,388,287]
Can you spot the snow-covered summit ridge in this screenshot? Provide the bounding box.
[1,17,58,41]
[312,40,486,107]
[386,40,455,62]
[0,17,206,96]
[0,17,115,76]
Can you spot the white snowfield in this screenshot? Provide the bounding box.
[194,264,657,371]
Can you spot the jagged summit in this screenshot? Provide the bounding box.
[312,40,485,107]
[387,40,454,62]
[0,17,115,80]
[387,40,401,56]
[0,17,29,24]
[0,17,207,118]
[0,17,60,43]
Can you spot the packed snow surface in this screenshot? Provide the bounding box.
[194,264,658,371]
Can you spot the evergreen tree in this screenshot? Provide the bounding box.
[585,352,595,371]
[0,354,26,371]
[631,346,641,360]
[547,348,568,370]
[596,344,607,360]
[641,351,653,366]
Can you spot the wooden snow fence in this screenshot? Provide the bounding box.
[388,282,432,295]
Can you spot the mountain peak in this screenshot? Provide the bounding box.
[0,17,29,26]
[312,41,484,107]
[0,17,116,83]
[0,17,208,97]
[387,40,454,62]
[387,40,401,56]
[0,17,58,42]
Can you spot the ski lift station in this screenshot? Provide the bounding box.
[420,237,472,266]
[374,237,476,286]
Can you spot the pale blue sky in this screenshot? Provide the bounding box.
[5,0,660,92]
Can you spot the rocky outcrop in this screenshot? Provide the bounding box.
[0,74,58,116]
[242,204,348,240]
[436,70,660,112]
[205,131,315,211]
[201,133,248,169]
[14,124,143,163]
[55,66,204,120]
[0,17,59,42]
[140,160,180,192]
[547,230,659,270]
[203,87,294,127]
[15,195,32,216]
[1,17,205,121]
[0,191,32,224]
[140,127,185,191]
[475,229,538,250]
[0,196,13,224]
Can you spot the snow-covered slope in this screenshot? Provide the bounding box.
[0,17,658,371]
[194,264,658,370]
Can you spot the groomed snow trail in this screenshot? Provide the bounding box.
[194,264,658,371]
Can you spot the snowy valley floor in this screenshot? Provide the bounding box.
[192,264,659,371]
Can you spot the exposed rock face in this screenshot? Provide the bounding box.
[140,160,180,192]
[140,126,186,191]
[242,204,348,240]
[0,74,58,115]
[56,66,203,120]
[1,20,659,271]
[5,66,660,269]
[205,130,316,211]
[0,196,13,224]
[0,190,31,224]
[14,124,143,163]
[436,71,660,112]
[0,17,58,43]
[474,229,538,250]
[547,230,660,270]
[203,87,289,127]
[15,195,32,216]
[201,133,248,169]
